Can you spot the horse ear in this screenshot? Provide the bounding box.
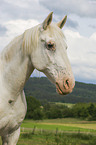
[42,12,53,30]
[57,15,67,29]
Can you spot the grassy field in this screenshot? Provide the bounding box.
[55,102,74,108]
[21,118,96,134]
[0,118,96,145]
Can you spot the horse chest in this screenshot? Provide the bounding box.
[0,92,27,136]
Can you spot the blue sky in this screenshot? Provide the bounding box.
[0,0,96,84]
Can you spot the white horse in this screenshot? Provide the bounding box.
[0,12,75,145]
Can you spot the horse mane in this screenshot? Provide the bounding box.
[0,35,23,62]
[22,24,40,54]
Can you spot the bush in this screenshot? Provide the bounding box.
[25,96,96,121]
[25,96,43,120]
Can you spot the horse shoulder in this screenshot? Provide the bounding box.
[0,90,27,136]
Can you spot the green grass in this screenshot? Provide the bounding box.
[1,132,96,145]
[21,118,96,134]
[55,102,74,108]
[17,132,96,145]
[21,122,94,133]
[1,118,96,145]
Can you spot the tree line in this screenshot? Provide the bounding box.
[25,96,96,121]
[24,77,96,103]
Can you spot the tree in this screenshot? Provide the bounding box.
[88,103,96,120]
[25,96,43,120]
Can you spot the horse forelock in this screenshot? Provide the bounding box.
[22,25,40,54]
[48,24,65,40]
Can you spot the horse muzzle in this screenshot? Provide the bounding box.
[56,77,75,95]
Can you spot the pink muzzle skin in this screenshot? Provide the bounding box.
[56,78,75,95]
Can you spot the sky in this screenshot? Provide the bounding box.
[0,0,96,84]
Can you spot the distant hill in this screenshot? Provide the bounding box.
[24,77,96,103]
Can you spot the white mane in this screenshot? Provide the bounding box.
[22,24,40,54]
[0,35,23,62]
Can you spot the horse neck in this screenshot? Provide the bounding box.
[1,34,34,96]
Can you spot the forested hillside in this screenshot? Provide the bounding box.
[24,77,96,103]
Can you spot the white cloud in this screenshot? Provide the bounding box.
[90,32,96,40]
[0,19,39,50]
[0,0,49,22]
[40,0,96,18]
[4,0,32,8]
[64,29,96,83]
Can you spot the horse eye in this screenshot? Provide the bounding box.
[48,43,54,48]
[46,42,56,51]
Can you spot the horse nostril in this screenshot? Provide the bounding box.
[63,79,70,90]
[66,79,69,87]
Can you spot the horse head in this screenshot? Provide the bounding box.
[31,12,75,95]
